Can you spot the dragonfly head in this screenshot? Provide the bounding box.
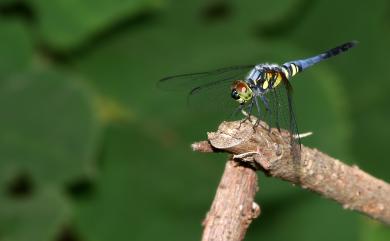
[231,80,253,104]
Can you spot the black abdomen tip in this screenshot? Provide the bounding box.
[343,40,358,49]
[327,40,358,57]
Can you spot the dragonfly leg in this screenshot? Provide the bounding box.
[271,89,281,132]
[238,102,254,128]
[260,95,270,113]
[231,104,245,119]
[246,101,254,122]
[260,95,272,133]
[253,96,262,128]
[234,104,247,129]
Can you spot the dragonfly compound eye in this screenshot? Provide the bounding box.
[231,89,240,100]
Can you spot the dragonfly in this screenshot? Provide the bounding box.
[158,41,357,160]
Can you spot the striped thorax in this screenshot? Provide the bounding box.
[245,64,296,93]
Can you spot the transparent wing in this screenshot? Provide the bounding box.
[157,65,254,91]
[273,80,300,161]
[186,79,241,119]
[258,79,301,162]
[158,65,254,118]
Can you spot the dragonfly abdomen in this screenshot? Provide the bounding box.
[283,41,357,74]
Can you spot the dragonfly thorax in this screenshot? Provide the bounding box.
[246,64,285,92]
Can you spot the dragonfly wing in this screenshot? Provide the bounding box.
[263,80,301,162]
[282,79,301,163]
[158,65,254,118]
[157,65,254,91]
[186,79,241,118]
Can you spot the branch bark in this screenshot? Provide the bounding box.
[201,160,260,241]
[193,120,390,236]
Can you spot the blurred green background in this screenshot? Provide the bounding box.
[0,0,389,240]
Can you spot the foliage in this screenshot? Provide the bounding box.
[0,0,389,241]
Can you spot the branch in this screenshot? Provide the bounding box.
[201,160,260,241]
[193,120,390,227]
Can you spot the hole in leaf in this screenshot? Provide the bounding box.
[201,1,231,22]
[0,1,35,21]
[56,226,81,241]
[66,177,94,200]
[7,172,33,198]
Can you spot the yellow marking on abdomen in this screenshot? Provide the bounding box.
[291,64,297,76]
[292,64,301,77]
[281,67,290,79]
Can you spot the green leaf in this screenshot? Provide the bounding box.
[231,0,303,26]
[29,0,162,49]
[161,0,301,31]
[0,19,33,79]
[0,70,101,187]
[0,188,71,241]
[248,194,359,241]
[361,219,390,241]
